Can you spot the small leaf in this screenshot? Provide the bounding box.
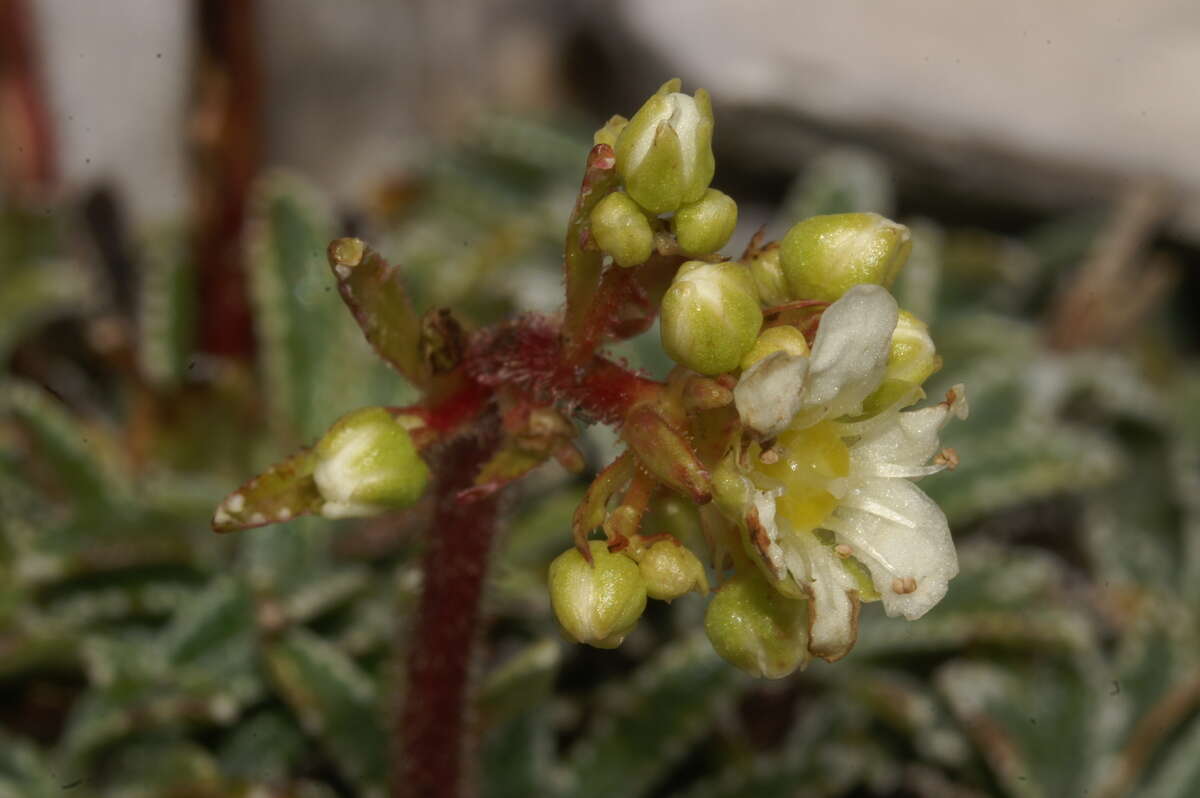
[213,446,322,532]
[328,237,428,386]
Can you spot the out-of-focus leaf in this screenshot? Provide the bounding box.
[0,732,61,798]
[852,542,1096,658]
[137,224,196,387]
[217,709,308,784]
[265,627,386,791]
[936,658,1104,798]
[1,379,130,514]
[560,634,740,798]
[478,640,560,798]
[0,260,91,361]
[778,148,894,223]
[1140,713,1200,798]
[478,638,561,724]
[492,488,584,605]
[247,174,407,445]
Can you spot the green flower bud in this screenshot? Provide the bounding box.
[671,189,738,256]
[590,191,655,268]
[746,244,789,307]
[548,542,647,649]
[313,407,430,519]
[704,571,810,678]
[780,212,912,302]
[861,310,941,414]
[661,261,763,376]
[638,540,708,601]
[593,115,628,149]
[615,79,715,215]
[739,325,809,371]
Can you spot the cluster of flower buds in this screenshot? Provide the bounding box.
[551,81,966,677]
[586,80,739,272]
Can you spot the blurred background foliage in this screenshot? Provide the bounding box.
[3,2,1200,797]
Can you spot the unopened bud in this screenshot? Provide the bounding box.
[615,79,715,215]
[746,244,789,307]
[638,540,708,601]
[661,261,763,376]
[593,115,628,149]
[313,407,429,519]
[739,325,809,371]
[862,310,941,414]
[590,191,655,268]
[704,571,810,679]
[780,212,911,302]
[672,189,738,256]
[548,542,647,649]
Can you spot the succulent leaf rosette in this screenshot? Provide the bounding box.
[214,79,966,683]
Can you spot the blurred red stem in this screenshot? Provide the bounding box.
[192,0,261,358]
[0,0,57,192]
[396,427,501,798]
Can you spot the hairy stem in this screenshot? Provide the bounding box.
[395,426,501,798]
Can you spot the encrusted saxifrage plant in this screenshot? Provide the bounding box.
[213,78,967,795]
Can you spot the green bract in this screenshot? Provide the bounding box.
[704,571,810,679]
[548,542,647,649]
[660,260,763,376]
[590,191,655,268]
[672,188,738,256]
[780,212,912,302]
[615,79,715,215]
[313,407,430,519]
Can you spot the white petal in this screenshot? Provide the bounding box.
[801,285,898,420]
[846,384,970,472]
[751,488,787,575]
[734,351,809,437]
[826,478,957,620]
[778,532,860,661]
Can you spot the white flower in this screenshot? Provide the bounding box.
[728,285,967,662]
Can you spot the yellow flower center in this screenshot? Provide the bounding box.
[753,421,850,533]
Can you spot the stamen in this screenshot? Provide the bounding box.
[891,576,918,595]
[933,447,959,470]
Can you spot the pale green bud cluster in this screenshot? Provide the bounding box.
[660,261,763,375]
[313,407,430,519]
[638,540,708,601]
[862,309,941,413]
[615,79,715,215]
[671,189,738,256]
[780,212,912,302]
[704,571,810,679]
[548,542,647,649]
[589,192,654,268]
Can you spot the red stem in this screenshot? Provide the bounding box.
[396,425,501,798]
[191,0,261,358]
[0,0,58,193]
